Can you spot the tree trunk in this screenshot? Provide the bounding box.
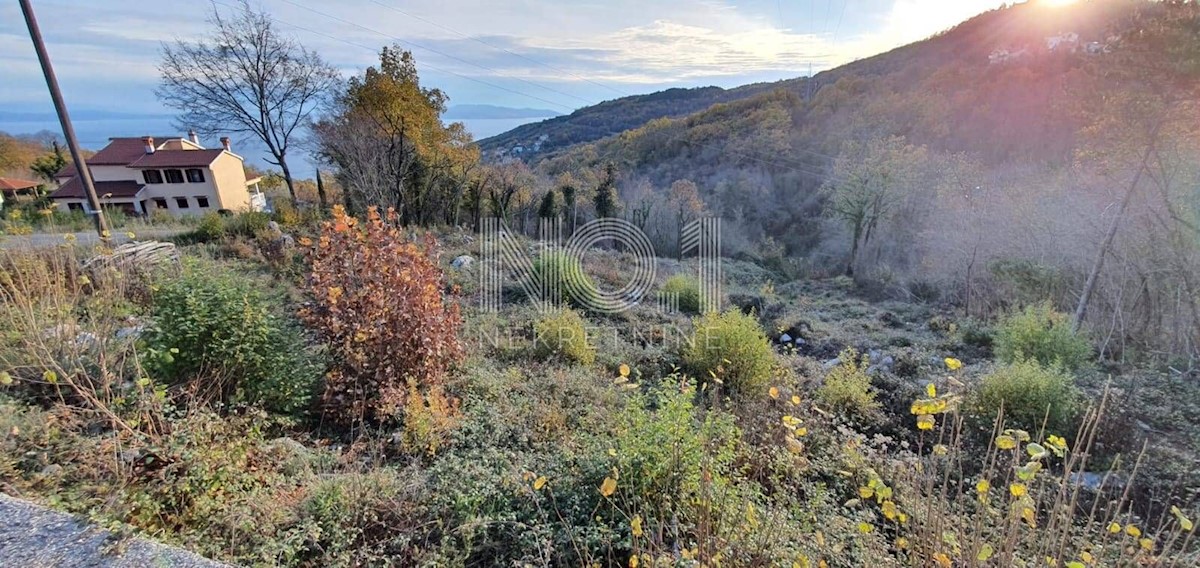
[846,221,863,277]
[278,153,297,203]
[315,168,328,211]
[1072,123,1161,332]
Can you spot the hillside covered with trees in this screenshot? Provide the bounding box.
[515,0,1200,361]
[3,1,1200,567]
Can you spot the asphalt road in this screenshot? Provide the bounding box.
[0,228,184,249]
[0,493,228,567]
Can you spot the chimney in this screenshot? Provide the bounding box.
[142,136,155,154]
[188,129,199,145]
[220,137,231,152]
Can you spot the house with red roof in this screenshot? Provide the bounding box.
[50,132,266,216]
[0,177,43,208]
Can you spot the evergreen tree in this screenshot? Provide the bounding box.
[30,141,67,185]
[537,189,559,220]
[593,162,621,219]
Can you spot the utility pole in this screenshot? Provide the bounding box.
[20,0,110,239]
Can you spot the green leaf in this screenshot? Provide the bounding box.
[977,544,995,561]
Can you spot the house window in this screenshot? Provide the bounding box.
[67,202,84,212]
[185,168,205,183]
[174,197,190,209]
[164,169,184,184]
[143,170,163,184]
[196,196,210,208]
[154,198,168,209]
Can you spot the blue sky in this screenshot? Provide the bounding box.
[1,0,1024,167]
[1,1,1023,113]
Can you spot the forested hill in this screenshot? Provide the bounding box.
[476,81,802,159]
[485,0,1157,167]
[511,0,1198,296]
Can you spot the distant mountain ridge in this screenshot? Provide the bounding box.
[0,109,174,122]
[444,104,562,120]
[477,81,807,159]
[480,0,1152,164]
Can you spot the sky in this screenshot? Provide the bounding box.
[0,0,1025,158]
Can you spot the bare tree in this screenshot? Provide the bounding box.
[158,1,339,202]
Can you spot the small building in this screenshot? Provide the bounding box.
[1046,32,1079,52]
[0,178,42,207]
[50,132,266,216]
[988,47,1029,65]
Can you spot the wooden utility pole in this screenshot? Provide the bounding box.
[20,0,110,239]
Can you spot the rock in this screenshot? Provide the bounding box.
[116,326,145,340]
[1070,471,1124,491]
[823,357,842,370]
[451,255,474,269]
[40,325,97,349]
[266,220,284,237]
[779,333,793,344]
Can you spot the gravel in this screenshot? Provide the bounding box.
[0,493,230,567]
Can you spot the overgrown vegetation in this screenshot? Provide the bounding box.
[661,273,700,313]
[532,308,596,365]
[299,206,463,428]
[683,309,775,397]
[143,258,321,414]
[817,347,882,420]
[968,358,1082,436]
[994,302,1093,371]
[2,1,1199,566]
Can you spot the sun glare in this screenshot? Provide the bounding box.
[1039,0,1080,7]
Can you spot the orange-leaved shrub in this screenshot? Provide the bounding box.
[300,206,463,431]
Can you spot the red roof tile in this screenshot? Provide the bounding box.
[49,179,144,200]
[128,149,224,168]
[0,178,41,191]
[54,136,190,177]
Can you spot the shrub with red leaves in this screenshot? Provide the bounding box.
[300,206,463,428]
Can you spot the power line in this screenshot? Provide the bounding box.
[275,0,596,109]
[368,0,628,100]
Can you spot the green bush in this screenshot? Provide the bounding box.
[661,273,701,313]
[533,308,595,365]
[143,259,322,414]
[969,359,1081,436]
[226,211,273,239]
[194,212,227,242]
[683,310,775,396]
[817,348,882,419]
[530,251,600,309]
[994,302,1092,371]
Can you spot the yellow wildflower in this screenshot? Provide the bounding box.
[944,357,963,370]
[916,414,935,430]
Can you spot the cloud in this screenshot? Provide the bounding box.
[0,0,1014,114]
